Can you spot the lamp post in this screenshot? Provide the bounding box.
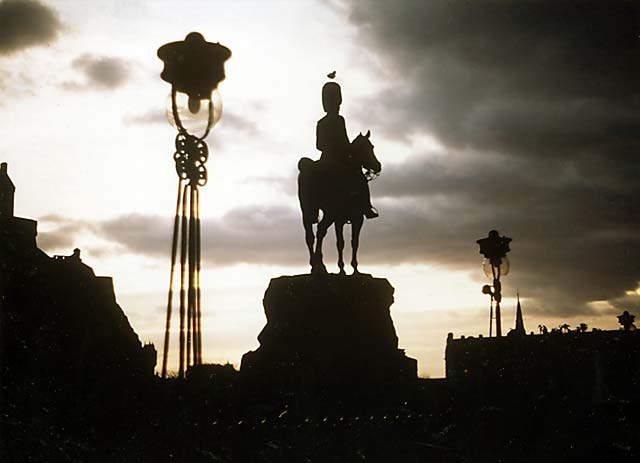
[618,310,636,331]
[158,32,231,379]
[476,230,511,337]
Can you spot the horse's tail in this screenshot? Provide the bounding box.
[298,157,314,172]
[298,157,319,223]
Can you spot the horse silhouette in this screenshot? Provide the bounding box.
[298,131,381,274]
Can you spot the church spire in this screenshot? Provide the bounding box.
[0,162,16,218]
[514,291,526,335]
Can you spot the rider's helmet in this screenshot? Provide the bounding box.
[322,82,342,113]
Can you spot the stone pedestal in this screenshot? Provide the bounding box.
[241,274,417,386]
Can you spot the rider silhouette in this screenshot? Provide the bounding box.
[316,81,378,219]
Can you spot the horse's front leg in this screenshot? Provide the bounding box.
[335,221,346,275]
[313,215,332,273]
[303,214,315,269]
[350,215,364,275]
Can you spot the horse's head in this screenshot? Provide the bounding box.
[351,130,382,176]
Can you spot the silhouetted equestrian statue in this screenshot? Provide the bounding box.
[298,78,381,274]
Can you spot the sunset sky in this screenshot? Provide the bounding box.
[1,0,638,377]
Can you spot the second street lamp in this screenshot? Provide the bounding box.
[476,230,512,337]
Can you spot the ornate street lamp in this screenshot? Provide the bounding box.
[158,32,231,378]
[476,230,511,337]
[617,310,636,331]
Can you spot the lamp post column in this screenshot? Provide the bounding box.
[157,32,231,378]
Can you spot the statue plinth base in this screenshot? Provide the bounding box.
[240,274,417,386]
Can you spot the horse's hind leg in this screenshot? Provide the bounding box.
[350,215,364,275]
[313,215,331,273]
[335,221,346,275]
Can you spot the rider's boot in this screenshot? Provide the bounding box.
[365,204,378,219]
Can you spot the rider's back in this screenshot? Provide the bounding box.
[316,113,350,165]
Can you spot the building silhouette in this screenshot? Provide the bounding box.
[0,163,156,387]
[445,299,640,403]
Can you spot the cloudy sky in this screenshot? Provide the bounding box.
[1,0,638,377]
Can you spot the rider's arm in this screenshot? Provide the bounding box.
[338,116,349,146]
[316,121,323,151]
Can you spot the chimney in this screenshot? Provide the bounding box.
[0,162,16,218]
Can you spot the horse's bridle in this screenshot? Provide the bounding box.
[364,168,380,182]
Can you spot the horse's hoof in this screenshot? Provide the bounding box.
[311,264,327,274]
[338,268,346,276]
[351,270,371,278]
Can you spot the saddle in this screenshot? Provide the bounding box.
[311,160,364,218]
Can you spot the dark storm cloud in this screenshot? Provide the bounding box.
[346,0,640,158]
[63,54,130,90]
[98,207,305,266]
[369,154,640,315]
[331,0,640,316]
[609,294,640,313]
[91,198,638,316]
[0,0,62,55]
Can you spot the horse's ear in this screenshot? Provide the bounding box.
[365,130,370,139]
